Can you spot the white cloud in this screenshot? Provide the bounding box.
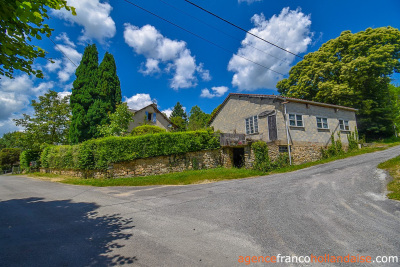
[124,23,210,90]
[124,94,154,110]
[238,0,262,4]
[161,108,173,118]
[53,39,82,82]
[58,91,72,100]
[45,59,62,73]
[55,32,76,48]
[200,86,229,98]
[52,0,116,43]
[228,7,313,90]
[0,118,23,136]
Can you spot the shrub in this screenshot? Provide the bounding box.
[130,125,166,136]
[41,130,220,170]
[347,131,359,151]
[271,152,290,169]
[20,150,41,171]
[252,141,271,172]
[321,133,344,158]
[0,148,21,168]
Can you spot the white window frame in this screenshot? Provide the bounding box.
[316,117,329,129]
[288,113,303,127]
[339,119,350,131]
[245,115,259,135]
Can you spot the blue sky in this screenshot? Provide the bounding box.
[1,0,400,136]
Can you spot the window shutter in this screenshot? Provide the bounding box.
[153,113,157,123]
[145,111,149,121]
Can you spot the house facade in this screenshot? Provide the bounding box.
[210,93,357,165]
[128,104,174,132]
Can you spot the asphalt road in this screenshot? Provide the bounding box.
[1,146,400,267]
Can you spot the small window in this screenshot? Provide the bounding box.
[245,116,259,134]
[279,146,291,153]
[289,113,303,127]
[147,112,152,121]
[316,117,329,129]
[339,119,350,131]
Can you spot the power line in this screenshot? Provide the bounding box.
[120,0,285,75]
[157,0,290,64]
[184,0,304,59]
[47,36,78,67]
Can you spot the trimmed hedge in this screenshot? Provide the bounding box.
[41,130,220,170]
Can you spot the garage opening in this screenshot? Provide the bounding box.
[233,148,244,168]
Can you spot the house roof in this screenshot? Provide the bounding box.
[209,93,357,125]
[129,103,177,127]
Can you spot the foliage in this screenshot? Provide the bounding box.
[321,133,344,159]
[41,130,220,170]
[252,141,271,172]
[14,90,71,150]
[170,102,187,131]
[188,105,211,131]
[98,103,133,137]
[0,131,29,150]
[347,131,359,151]
[130,125,166,136]
[69,46,122,143]
[0,0,75,79]
[0,148,22,168]
[20,149,41,171]
[69,44,99,144]
[277,27,400,139]
[389,84,400,135]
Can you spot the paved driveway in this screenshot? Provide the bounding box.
[1,146,400,266]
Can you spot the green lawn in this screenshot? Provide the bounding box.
[28,140,400,187]
[378,156,400,201]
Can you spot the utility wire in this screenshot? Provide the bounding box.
[121,0,285,75]
[184,0,304,59]
[47,36,78,67]
[157,0,289,64]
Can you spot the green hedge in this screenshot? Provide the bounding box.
[20,150,41,171]
[41,130,220,170]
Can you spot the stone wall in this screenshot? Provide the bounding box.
[40,148,232,179]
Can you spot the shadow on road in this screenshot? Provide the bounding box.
[0,197,137,266]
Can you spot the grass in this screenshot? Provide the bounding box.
[29,168,265,187]
[27,139,400,187]
[378,156,400,201]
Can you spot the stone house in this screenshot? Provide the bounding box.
[128,104,175,132]
[210,93,357,166]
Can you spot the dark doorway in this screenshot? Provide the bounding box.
[233,148,244,168]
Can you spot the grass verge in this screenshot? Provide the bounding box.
[378,156,400,201]
[28,141,400,187]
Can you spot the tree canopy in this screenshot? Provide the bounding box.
[14,90,71,149]
[188,105,211,131]
[98,103,133,137]
[0,0,75,79]
[277,26,400,139]
[69,45,122,143]
[170,102,188,131]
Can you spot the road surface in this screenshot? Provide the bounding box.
[1,146,400,266]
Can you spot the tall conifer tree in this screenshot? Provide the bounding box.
[69,44,99,144]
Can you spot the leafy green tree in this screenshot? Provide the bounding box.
[188,105,211,131]
[0,0,75,79]
[170,102,188,131]
[98,103,133,137]
[389,84,400,135]
[0,131,29,150]
[14,90,71,149]
[277,27,400,139]
[69,44,99,144]
[0,148,22,169]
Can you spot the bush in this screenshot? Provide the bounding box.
[321,133,344,158]
[252,141,271,172]
[41,130,220,170]
[0,148,21,168]
[20,150,41,171]
[130,125,166,136]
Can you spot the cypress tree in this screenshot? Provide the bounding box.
[85,52,122,138]
[69,44,99,144]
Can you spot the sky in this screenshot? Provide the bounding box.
[1,0,400,136]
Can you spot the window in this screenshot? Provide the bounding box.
[145,111,156,123]
[245,116,258,134]
[316,117,329,129]
[289,114,303,127]
[279,146,291,153]
[339,119,349,131]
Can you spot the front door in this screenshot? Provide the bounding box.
[268,115,277,141]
